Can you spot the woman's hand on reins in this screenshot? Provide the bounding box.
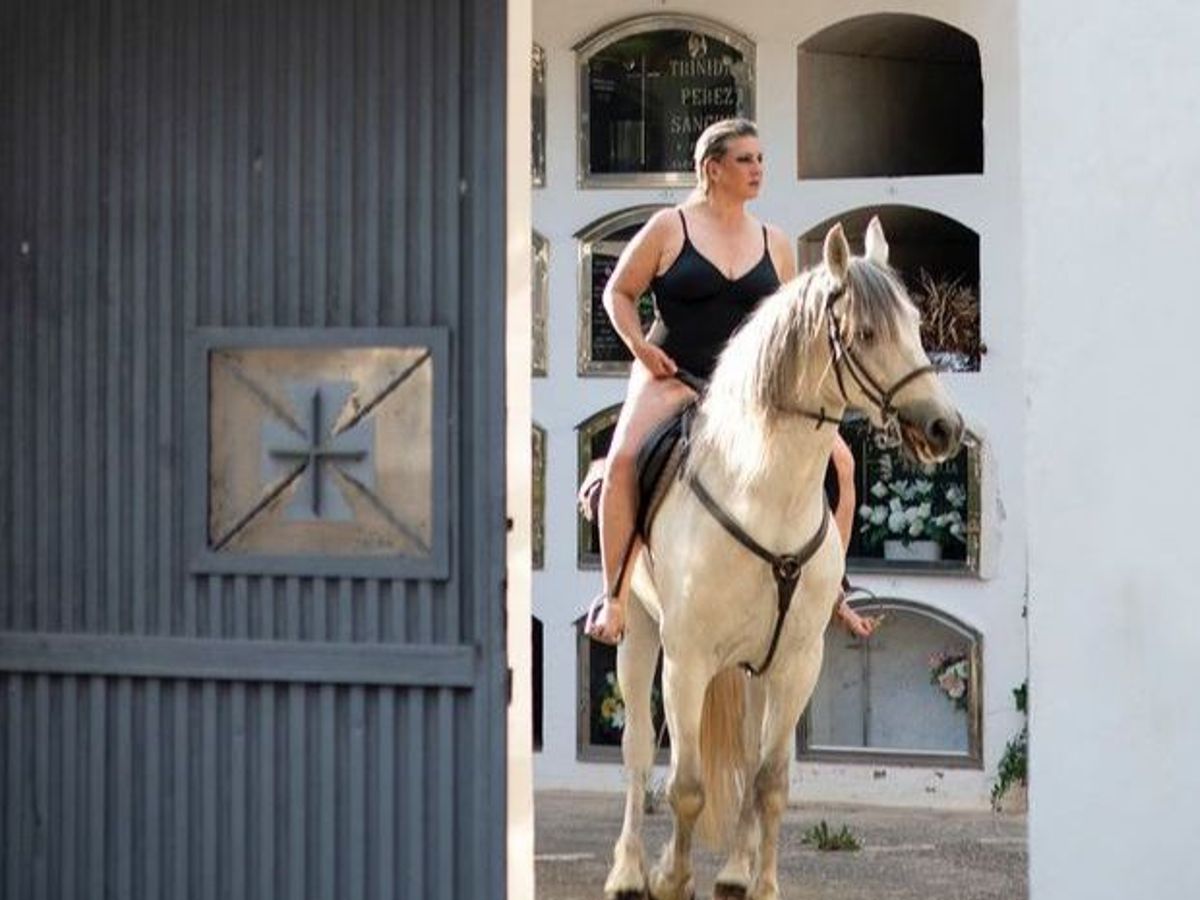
[632,340,679,379]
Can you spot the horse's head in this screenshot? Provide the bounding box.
[819,218,963,463]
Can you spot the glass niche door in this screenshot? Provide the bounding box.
[576,14,755,187]
[799,598,982,767]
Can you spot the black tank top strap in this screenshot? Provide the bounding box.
[677,208,690,242]
[761,224,770,258]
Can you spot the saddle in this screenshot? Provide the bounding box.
[577,403,696,541]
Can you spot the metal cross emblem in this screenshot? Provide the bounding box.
[207,346,433,556]
[268,386,368,518]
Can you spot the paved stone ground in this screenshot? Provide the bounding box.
[535,790,1027,900]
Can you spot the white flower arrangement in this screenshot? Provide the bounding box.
[857,452,967,551]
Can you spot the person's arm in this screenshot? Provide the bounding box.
[767,224,798,282]
[602,211,677,378]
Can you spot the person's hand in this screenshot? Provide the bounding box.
[632,341,678,378]
[834,598,884,639]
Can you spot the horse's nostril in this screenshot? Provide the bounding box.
[925,414,965,455]
[927,417,952,450]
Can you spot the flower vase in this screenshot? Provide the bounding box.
[883,539,943,562]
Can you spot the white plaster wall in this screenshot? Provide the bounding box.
[506,2,535,897]
[532,0,1024,808]
[1020,2,1200,897]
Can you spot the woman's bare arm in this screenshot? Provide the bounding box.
[767,224,798,282]
[602,211,678,377]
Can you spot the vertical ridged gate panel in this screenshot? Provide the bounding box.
[0,0,507,896]
[0,674,474,900]
[0,0,501,647]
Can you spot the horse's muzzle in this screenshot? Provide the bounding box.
[900,406,964,463]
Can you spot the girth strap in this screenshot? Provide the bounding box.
[686,474,831,677]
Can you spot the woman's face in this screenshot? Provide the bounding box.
[707,135,764,200]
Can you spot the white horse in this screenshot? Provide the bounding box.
[603,218,964,900]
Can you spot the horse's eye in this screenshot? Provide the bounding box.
[858,327,876,344]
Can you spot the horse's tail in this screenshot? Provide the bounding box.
[695,667,747,850]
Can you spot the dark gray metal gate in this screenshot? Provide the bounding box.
[0,1,508,897]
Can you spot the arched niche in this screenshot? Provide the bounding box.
[799,598,983,767]
[532,230,549,377]
[575,14,756,187]
[532,615,544,751]
[575,403,622,568]
[798,14,983,179]
[532,422,546,570]
[575,206,666,376]
[800,206,983,371]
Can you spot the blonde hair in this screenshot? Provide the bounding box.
[692,118,758,199]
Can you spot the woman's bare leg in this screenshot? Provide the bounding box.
[827,434,881,639]
[587,363,694,643]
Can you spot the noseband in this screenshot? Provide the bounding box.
[822,283,938,448]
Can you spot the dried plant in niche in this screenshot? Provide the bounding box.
[910,270,981,371]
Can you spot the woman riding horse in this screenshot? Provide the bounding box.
[602,216,964,900]
[586,118,876,646]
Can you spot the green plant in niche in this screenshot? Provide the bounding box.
[800,820,861,852]
[992,681,1028,809]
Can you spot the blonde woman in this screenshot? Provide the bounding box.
[587,118,875,644]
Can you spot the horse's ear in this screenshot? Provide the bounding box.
[865,216,889,266]
[823,223,850,281]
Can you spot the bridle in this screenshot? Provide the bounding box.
[815,282,939,449]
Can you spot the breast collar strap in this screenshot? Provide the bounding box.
[685,472,831,678]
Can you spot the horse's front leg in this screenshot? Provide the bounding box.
[714,677,767,898]
[750,651,824,900]
[649,655,714,900]
[604,596,662,899]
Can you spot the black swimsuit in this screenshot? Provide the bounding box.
[648,209,782,380]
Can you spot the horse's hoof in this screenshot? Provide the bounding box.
[713,883,749,900]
